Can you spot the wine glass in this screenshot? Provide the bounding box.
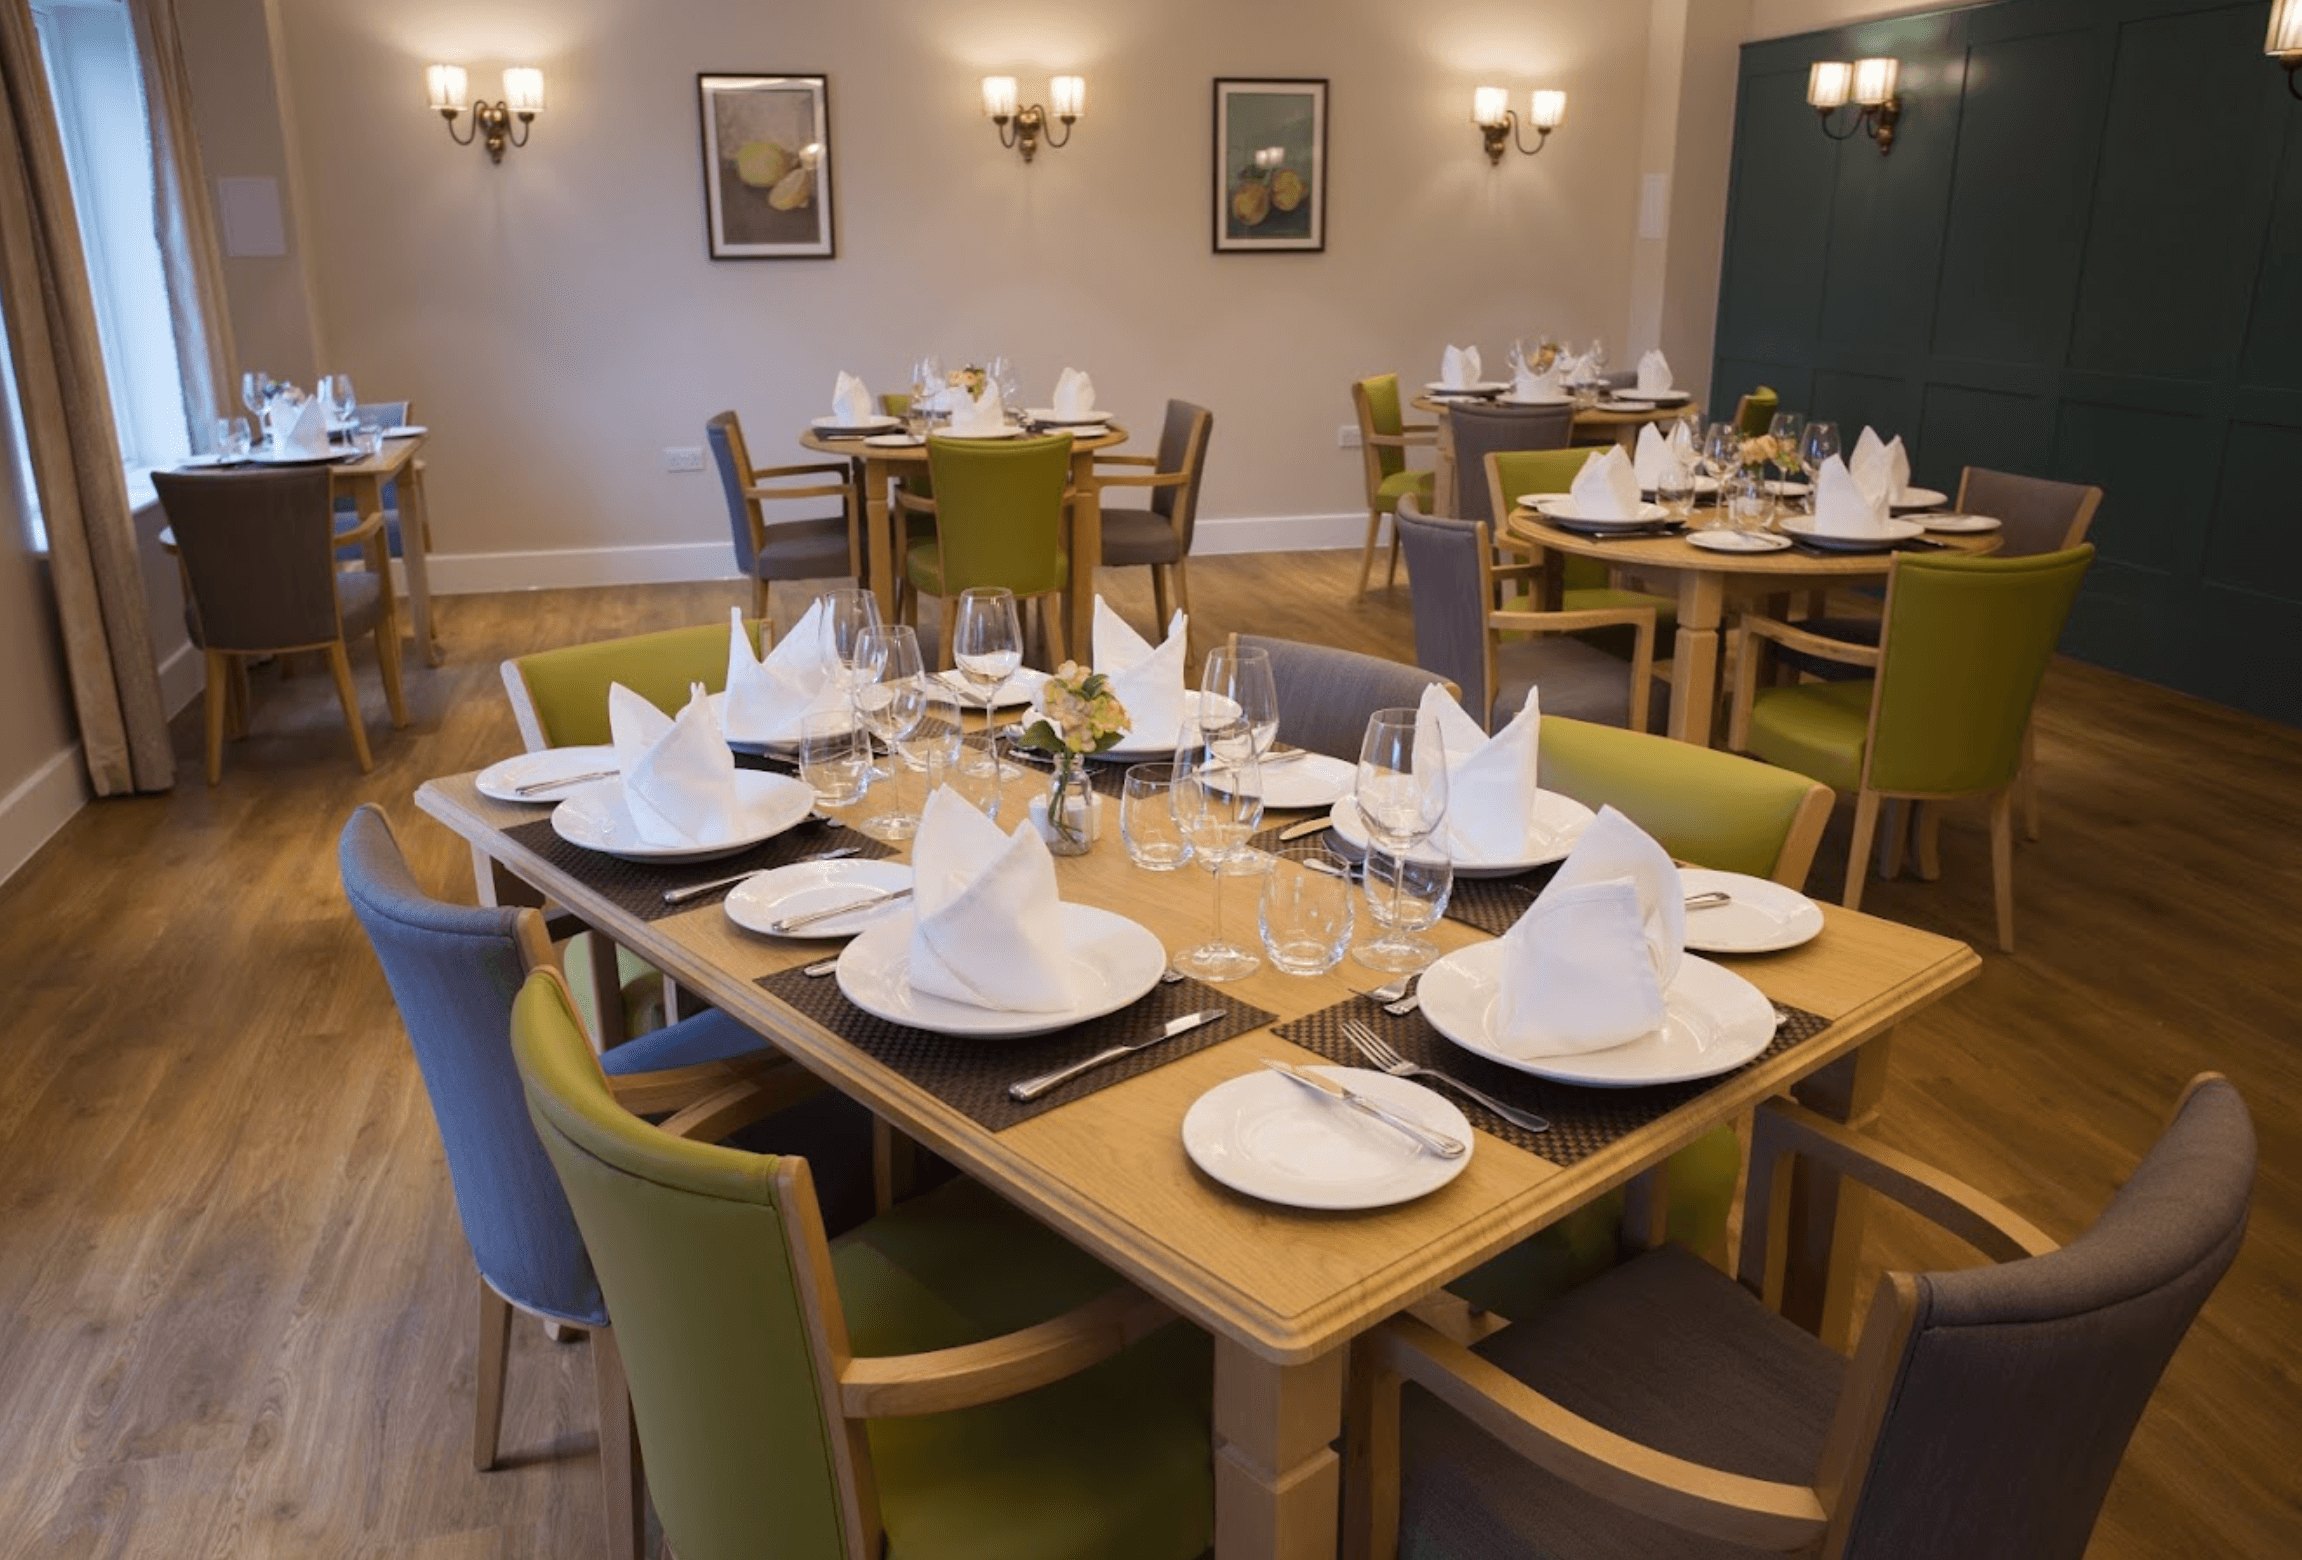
[240,371,272,418]
[1170,741,1266,982]
[1584,339,1608,384]
[854,625,928,838]
[320,374,357,427]
[952,586,1024,725]
[1800,422,1839,514]
[1198,644,1278,765]
[818,587,885,768]
[1353,709,1450,974]
[1357,848,1454,973]
[1767,411,1807,495]
[1702,422,1743,523]
[901,683,965,798]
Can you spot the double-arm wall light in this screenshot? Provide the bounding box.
[426,63,545,163]
[982,75,1084,162]
[1472,86,1567,162]
[1807,56,1900,155]
[2272,0,2302,100]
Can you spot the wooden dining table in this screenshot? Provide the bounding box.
[418,756,1979,1559]
[1413,394,1700,519]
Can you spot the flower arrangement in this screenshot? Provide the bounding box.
[946,365,988,399]
[1015,663,1129,852]
[1738,434,1789,471]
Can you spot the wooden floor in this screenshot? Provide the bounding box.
[1,554,2295,1557]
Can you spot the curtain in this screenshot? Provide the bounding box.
[127,0,235,434]
[0,0,174,794]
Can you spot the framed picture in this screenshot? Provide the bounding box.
[697,73,834,259]
[1212,78,1327,253]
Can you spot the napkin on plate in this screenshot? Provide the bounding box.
[1092,596,1187,749]
[1569,446,1643,519]
[1440,344,1483,389]
[721,601,846,744]
[1491,805,1686,1057]
[1512,356,1562,400]
[1810,455,1893,537]
[906,787,1084,1013]
[1637,350,1674,395]
[269,397,333,458]
[1552,348,1588,385]
[831,372,874,425]
[1633,424,1678,490]
[1849,426,1912,504]
[1051,368,1097,420]
[610,681,743,847]
[1414,683,1545,861]
[944,379,1007,436]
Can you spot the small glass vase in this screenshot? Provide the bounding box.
[1033,756,1100,856]
[1727,467,1776,530]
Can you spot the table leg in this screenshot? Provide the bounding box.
[1667,572,1724,747]
[863,456,897,629]
[397,460,444,665]
[1779,1032,1893,1350]
[469,845,543,910]
[1432,410,1457,519]
[1214,1340,1344,1560]
[1066,451,1103,658]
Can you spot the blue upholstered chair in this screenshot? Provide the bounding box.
[707,409,859,619]
[332,400,414,560]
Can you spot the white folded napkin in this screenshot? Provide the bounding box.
[1051,367,1097,420]
[944,380,1007,436]
[1492,805,1686,1058]
[1637,350,1674,395]
[831,371,874,425]
[1512,357,1563,400]
[1440,344,1482,389]
[720,602,846,744]
[1415,683,1544,861]
[906,787,1084,1013]
[610,682,743,847]
[1848,426,1912,504]
[269,397,332,458]
[1569,446,1643,519]
[1633,424,1677,490]
[1810,455,1893,537]
[1092,596,1187,749]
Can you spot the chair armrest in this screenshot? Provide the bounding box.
[1366,429,1437,450]
[1738,615,1880,671]
[1095,470,1189,491]
[1094,453,1160,468]
[1369,1316,1829,1550]
[838,1284,1175,1418]
[603,1050,796,1120]
[891,489,937,516]
[745,481,854,502]
[337,510,387,546]
[1490,605,1654,636]
[754,461,857,481]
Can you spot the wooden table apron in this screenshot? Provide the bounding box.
[800,426,1127,661]
[415,770,1978,1559]
[1502,509,2002,749]
[1414,397,1699,520]
[338,435,442,666]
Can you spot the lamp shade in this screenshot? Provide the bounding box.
[1472,86,1511,127]
[1806,61,1852,109]
[981,76,1018,118]
[2271,0,2302,56]
[502,67,545,116]
[425,63,469,112]
[1529,89,1567,130]
[1051,75,1085,117]
[1852,57,1900,107]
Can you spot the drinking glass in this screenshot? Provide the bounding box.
[1198,644,1278,763]
[1260,857,1355,976]
[952,586,1024,723]
[986,353,1020,414]
[799,711,871,807]
[908,354,941,441]
[240,371,272,417]
[818,585,885,747]
[947,733,1005,821]
[1767,411,1807,492]
[1800,421,1840,513]
[215,417,251,461]
[1170,742,1266,981]
[901,685,964,791]
[1654,456,1697,521]
[854,625,927,837]
[1121,763,1194,871]
[1353,709,1449,973]
[1355,848,1454,973]
[320,374,357,425]
[1700,422,1743,529]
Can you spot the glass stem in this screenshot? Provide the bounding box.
[1209,853,1226,947]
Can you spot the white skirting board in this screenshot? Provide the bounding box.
[0,745,90,891]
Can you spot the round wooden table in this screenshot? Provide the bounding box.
[1415,394,1700,517]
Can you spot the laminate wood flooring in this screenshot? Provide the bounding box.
[0,556,2292,1556]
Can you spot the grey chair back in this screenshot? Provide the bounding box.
[1236,635,1449,762]
[1448,404,1572,525]
[1958,467,2102,558]
[1840,1077,2252,1557]
[705,411,760,575]
[1152,399,1215,544]
[1391,495,1491,722]
[154,468,345,651]
[353,399,411,428]
[338,806,606,1327]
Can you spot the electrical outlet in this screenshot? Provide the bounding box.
[663,445,706,473]
[1337,423,1362,449]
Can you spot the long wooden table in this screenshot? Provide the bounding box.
[340,434,443,665]
[416,766,1979,1558]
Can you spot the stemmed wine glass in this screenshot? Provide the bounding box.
[1198,644,1278,766]
[854,624,928,838]
[1170,739,1265,982]
[1767,411,1807,497]
[321,373,358,427]
[908,354,941,441]
[1800,421,1840,513]
[1353,709,1450,974]
[240,371,273,418]
[818,587,885,771]
[952,586,1024,728]
[901,684,965,800]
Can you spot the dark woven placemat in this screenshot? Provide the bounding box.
[755,967,1276,1131]
[1272,998,1828,1167]
[1244,825,1563,937]
[501,818,896,921]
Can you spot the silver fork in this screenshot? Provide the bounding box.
[660,845,863,905]
[1342,1019,1549,1134]
[1350,971,1422,1015]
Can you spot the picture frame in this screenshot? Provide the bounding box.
[697,73,835,260]
[1212,78,1328,253]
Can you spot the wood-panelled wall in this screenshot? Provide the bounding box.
[1714,0,2302,724]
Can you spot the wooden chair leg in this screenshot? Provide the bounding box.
[226,657,250,739]
[203,651,230,786]
[1990,788,2016,954]
[2019,722,2041,842]
[325,642,375,772]
[935,597,955,671]
[1150,564,1171,629]
[1877,799,1908,880]
[1844,790,1881,912]
[1173,555,1193,619]
[473,1277,513,1472]
[1040,594,1068,665]
[1355,508,1384,597]
[1386,524,1402,588]
[374,620,408,729]
[591,1328,647,1560]
[1914,802,1943,881]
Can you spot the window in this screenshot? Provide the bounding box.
[0,301,36,547]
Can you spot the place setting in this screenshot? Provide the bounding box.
[1425,343,1507,399]
[1520,446,1683,537]
[809,371,901,439]
[1612,348,1693,406]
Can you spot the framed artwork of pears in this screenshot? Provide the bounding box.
[1212,78,1327,253]
[698,73,835,259]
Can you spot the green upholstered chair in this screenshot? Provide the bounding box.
[880,393,938,516]
[1483,448,1680,654]
[897,432,1075,668]
[706,410,859,620]
[1351,373,1437,596]
[1733,385,1779,437]
[1729,546,2094,952]
[1094,399,1214,631]
[510,968,1215,1560]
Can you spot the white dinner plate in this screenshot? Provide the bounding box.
[248,448,356,466]
[1678,869,1824,954]
[1207,751,1355,811]
[1528,495,1672,526]
[703,690,855,754]
[937,665,1052,709]
[1686,529,1793,554]
[1596,400,1650,413]
[550,770,816,862]
[1763,479,1813,498]
[1419,942,1777,1087]
[1327,791,1595,877]
[382,424,428,438]
[1889,487,1950,513]
[1777,516,1926,548]
[863,432,925,448]
[1617,390,1692,404]
[476,744,621,803]
[1918,512,2001,534]
[811,414,901,434]
[1025,408,1109,426]
[935,426,1027,440]
[834,905,1166,1039]
[726,858,915,939]
[1182,1067,1473,1210]
[1642,475,1723,498]
[1040,423,1109,439]
[1424,381,1509,396]
[1086,690,1243,760]
[176,454,236,469]
[1496,393,1572,407]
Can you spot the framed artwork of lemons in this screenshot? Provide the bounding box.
[1213,78,1327,253]
[698,74,834,259]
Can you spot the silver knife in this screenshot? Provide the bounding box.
[1008,1008,1227,1102]
[768,886,913,934]
[1278,817,1333,842]
[1260,1059,1468,1158]
[514,768,616,796]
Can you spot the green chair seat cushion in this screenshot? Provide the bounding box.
[561,932,667,1041]
[833,1178,1214,1560]
[1565,586,1677,636]
[1376,468,1436,511]
[905,538,1070,600]
[1744,679,1877,795]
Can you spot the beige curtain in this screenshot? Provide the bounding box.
[127,0,235,433]
[0,0,174,794]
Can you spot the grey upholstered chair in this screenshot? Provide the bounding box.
[1446,401,1572,525]
[1392,495,1653,732]
[153,468,405,783]
[1096,399,1214,629]
[338,806,873,1560]
[1351,1073,2253,1560]
[706,410,859,619]
[1233,634,1453,761]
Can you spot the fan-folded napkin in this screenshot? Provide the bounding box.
[1414,683,1547,862]
[1569,447,1643,519]
[1637,350,1674,395]
[1811,455,1893,537]
[1633,424,1684,490]
[1848,426,1911,504]
[1089,596,1188,749]
[1440,344,1483,389]
[1492,805,1687,1057]
[610,682,743,847]
[269,397,333,458]
[1512,356,1563,400]
[944,380,1007,437]
[720,602,845,744]
[1051,368,1098,420]
[830,372,874,425]
[906,788,1084,1012]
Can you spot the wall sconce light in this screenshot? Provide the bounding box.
[426,63,545,163]
[981,74,1083,163]
[1807,57,1900,154]
[1472,86,1566,162]
[2271,0,2302,100]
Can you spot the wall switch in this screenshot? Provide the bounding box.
[1337,423,1362,449]
[663,445,706,473]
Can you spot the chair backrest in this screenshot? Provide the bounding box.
[1866,546,2093,795]
[512,968,854,1560]
[354,399,411,427]
[1954,467,2102,557]
[1150,399,1216,537]
[1235,634,1452,762]
[1482,448,1612,596]
[705,411,762,574]
[1392,496,1493,724]
[1538,717,1832,886]
[503,620,766,751]
[153,468,343,650]
[1832,1075,2253,1557]
[1449,403,1573,526]
[1352,374,1408,486]
[922,432,1074,598]
[1734,386,1778,437]
[338,806,606,1326]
